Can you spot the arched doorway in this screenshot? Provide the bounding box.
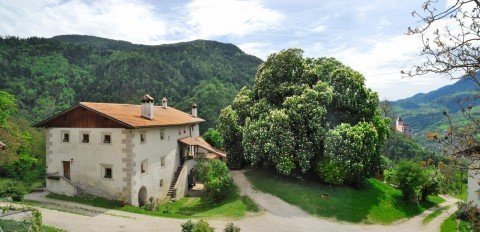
[138,186,147,206]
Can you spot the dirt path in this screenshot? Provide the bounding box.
[17,171,458,232]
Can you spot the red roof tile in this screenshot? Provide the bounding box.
[79,102,204,128]
[178,137,226,158]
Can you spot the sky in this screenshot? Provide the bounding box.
[0,0,457,100]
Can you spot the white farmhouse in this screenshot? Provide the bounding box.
[35,95,225,206]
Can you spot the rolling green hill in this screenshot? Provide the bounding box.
[0,35,263,132]
[391,76,480,148]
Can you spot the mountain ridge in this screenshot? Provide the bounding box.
[391,75,480,147]
[0,35,263,131]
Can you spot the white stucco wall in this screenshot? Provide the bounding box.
[129,123,200,206]
[468,160,480,208]
[46,128,126,199]
[46,122,201,206]
[46,178,77,196]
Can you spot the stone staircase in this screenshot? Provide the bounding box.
[167,166,183,198]
[46,173,87,197]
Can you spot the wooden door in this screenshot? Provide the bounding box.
[63,161,71,180]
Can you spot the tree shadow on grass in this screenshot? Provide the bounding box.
[392,195,440,219]
[244,168,386,223]
[175,195,238,217]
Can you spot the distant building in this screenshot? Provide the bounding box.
[395,117,413,137]
[35,94,225,206]
[0,140,5,150]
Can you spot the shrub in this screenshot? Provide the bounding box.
[392,160,426,203]
[0,205,42,232]
[4,152,38,181]
[141,197,159,211]
[0,180,27,201]
[193,220,214,232]
[195,159,234,201]
[181,220,195,232]
[456,202,480,230]
[224,222,241,232]
[203,128,224,149]
[181,220,214,232]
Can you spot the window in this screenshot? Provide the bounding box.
[104,168,112,179]
[81,133,89,143]
[62,131,70,143]
[101,164,113,179]
[140,131,146,143]
[159,179,164,187]
[103,134,111,144]
[160,129,165,140]
[183,126,186,134]
[100,164,113,179]
[141,160,148,174]
[161,157,165,167]
[178,127,181,135]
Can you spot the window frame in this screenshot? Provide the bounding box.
[101,164,113,180]
[140,131,146,143]
[160,129,165,140]
[160,157,166,167]
[141,160,148,175]
[61,131,70,143]
[80,131,90,144]
[102,132,112,144]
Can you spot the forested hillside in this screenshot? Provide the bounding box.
[391,76,480,147]
[0,35,262,131]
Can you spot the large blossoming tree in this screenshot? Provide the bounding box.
[219,49,390,186]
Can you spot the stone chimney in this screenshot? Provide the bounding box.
[140,94,154,120]
[192,103,198,117]
[162,97,168,108]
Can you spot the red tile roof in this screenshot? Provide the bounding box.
[35,102,204,128]
[79,102,204,128]
[178,137,226,158]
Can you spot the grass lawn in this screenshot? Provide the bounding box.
[440,215,472,232]
[441,215,458,232]
[245,169,445,224]
[0,219,65,232]
[47,192,258,219]
[423,206,449,224]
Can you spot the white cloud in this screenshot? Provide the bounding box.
[0,0,168,44]
[324,33,455,100]
[238,42,275,60]
[312,25,326,33]
[184,0,284,39]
